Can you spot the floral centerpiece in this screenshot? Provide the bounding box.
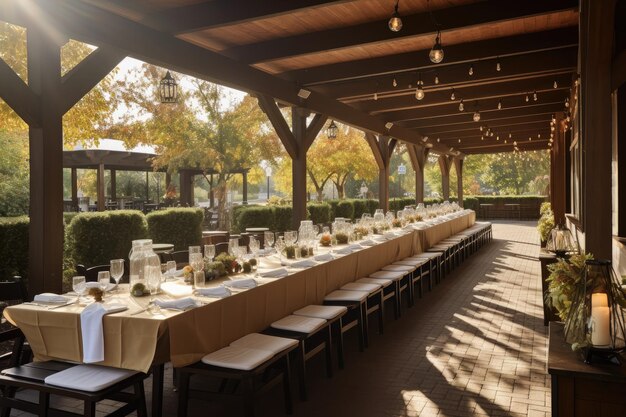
[546,253,592,321]
[319,234,332,247]
[392,218,403,228]
[334,232,349,244]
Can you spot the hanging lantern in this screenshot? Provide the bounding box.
[546,225,578,257]
[564,259,626,363]
[159,71,178,103]
[326,120,338,139]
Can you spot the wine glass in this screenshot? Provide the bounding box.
[167,260,177,275]
[189,246,201,254]
[284,231,297,246]
[110,259,124,289]
[98,271,110,297]
[275,236,286,263]
[264,231,275,249]
[72,276,86,304]
[204,244,216,262]
[145,265,161,297]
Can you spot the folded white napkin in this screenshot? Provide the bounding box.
[160,282,193,298]
[80,303,127,363]
[334,246,353,255]
[33,293,70,304]
[153,297,199,310]
[314,253,334,262]
[259,268,289,278]
[383,232,396,240]
[224,278,258,289]
[359,239,376,247]
[290,259,317,269]
[84,281,116,292]
[348,244,362,251]
[195,286,231,298]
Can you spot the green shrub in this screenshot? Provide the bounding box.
[327,200,340,219]
[366,199,379,215]
[335,200,355,220]
[463,197,479,211]
[350,199,369,219]
[537,210,555,242]
[389,197,415,212]
[0,216,29,280]
[66,210,148,268]
[272,206,293,231]
[540,202,552,216]
[147,208,203,251]
[307,203,331,224]
[63,212,80,225]
[231,205,272,233]
[424,197,443,205]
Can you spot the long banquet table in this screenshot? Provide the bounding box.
[4,210,475,374]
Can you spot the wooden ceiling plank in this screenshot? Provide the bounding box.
[426,121,552,138]
[317,47,577,99]
[406,109,560,130]
[225,0,578,64]
[422,116,553,135]
[285,27,579,85]
[0,56,41,126]
[144,0,348,34]
[60,46,126,114]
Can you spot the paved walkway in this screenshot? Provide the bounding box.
[10,221,551,417]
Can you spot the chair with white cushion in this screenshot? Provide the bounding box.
[177,333,298,417]
[393,257,430,297]
[341,282,384,336]
[381,264,417,305]
[356,276,397,321]
[293,305,348,369]
[0,361,148,417]
[264,315,330,401]
[323,290,368,351]
[368,270,409,317]
[410,251,444,285]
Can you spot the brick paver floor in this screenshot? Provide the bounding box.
[8,221,551,417]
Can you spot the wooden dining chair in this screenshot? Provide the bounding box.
[75,264,113,282]
[0,277,29,371]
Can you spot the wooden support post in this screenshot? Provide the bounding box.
[179,170,192,206]
[617,88,626,237]
[365,133,396,211]
[454,158,464,207]
[407,145,428,204]
[550,113,567,225]
[110,169,117,200]
[26,26,64,294]
[439,156,452,200]
[581,0,615,259]
[71,168,78,208]
[145,171,150,202]
[97,163,105,211]
[257,96,327,228]
[242,170,248,205]
[209,174,215,208]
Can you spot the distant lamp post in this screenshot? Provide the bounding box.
[159,71,178,103]
[360,182,368,199]
[265,166,273,200]
[326,120,338,139]
[397,163,406,197]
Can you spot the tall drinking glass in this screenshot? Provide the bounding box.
[97,271,110,293]
[110,259,124,288]
[72,276,86,304]
[204,244,215,262]
[264,231,275,248]
[189,246,201,254]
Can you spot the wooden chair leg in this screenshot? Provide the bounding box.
[361,303,369,348]
[38,391,49,417]
[282,356,293,415]
[324,327,333,378]
[151,363,164,417]
[334,322,345,369]
[377,294,384,335]
[84,399,96,417]
[242,376,255,417]
[0,386,16,417]
[297,344,307,401]
[176,371,191,417]
[135,380,148,417]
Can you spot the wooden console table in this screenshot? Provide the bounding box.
[548,322,626,417]
[538,250,561,325]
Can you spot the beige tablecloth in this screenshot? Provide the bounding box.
[4,211,474,372]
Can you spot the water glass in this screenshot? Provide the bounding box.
[204,244,215,262]
[72,276,86,303]
[264,231,275,248]
[145,265,161,295]
[110,259,124,287]
[189,252,204,272]
[189,246,201,254]
[193,271,205,289]
[166,260,177,275]
[97,271,110,293]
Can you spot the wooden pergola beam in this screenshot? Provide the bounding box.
[0,57,41,126]
[315,47,578,99]
[144,0,346,34]
[60,46,126,114]
[256,95,298,159]
[421,115,553,135]
[284,27,579,85]
[434,126,552,141]
[226,0,578,64]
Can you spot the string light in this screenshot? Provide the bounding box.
[415,76,424,100]
[498,100,502,110]
[525,94,529,103]
[429,30,444,63]
[496,59,501,72]
[434,74,440,84]
[565,97,570,107]
[450,88,455,100]
[468,64,474,76]
[374,92,378,101]
[459,99,464,111]
[388,0,402,32]
[392,77,397,87]
[533,91,538,101]
[553,80,558,89]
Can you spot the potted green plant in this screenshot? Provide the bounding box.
[537,207,555,247]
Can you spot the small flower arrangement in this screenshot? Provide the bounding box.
[334,232,349,244]
[354,226,369,238]
[392,218,403,228]
[131,283,148,297]
[215,253,241,275]
[283,245,297,259]
[320,234,332,247]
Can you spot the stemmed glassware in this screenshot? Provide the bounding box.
[98,271,110,296]
[204,244,215,262]
[110,259,124,290]
[275,236,286,263]
[264,231,275,250]
[284,231,297,247]
[189,252,204,273]
[72,276,86,304]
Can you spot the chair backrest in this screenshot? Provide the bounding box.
[75,264,111,282]
[170,250,190,265]
[210,234,229,245]
[215,242,229,256]
[0,277,28,303]
[0,277,28,368]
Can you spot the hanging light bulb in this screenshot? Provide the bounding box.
[552,114,556,123]
[533,91,538,101]
[450,88,455,100]
[437,137,440,142]
[374,92,378,101]
[498,100,502,110]
[509,133,512,139]
[429,30,444,63]
[496,59,501,72]
[496,135,500,141]
[415,85,425,100]
[504,139,507,144]
[513,141,518,146]
[473,111,480,122]
[565,97,570,107]
[388,0,402,32]
[529,136,532,141]
[392,77,397,87]
[479,125,483,132]
[458,138,461,143]
[525,94,529,102]
[566,112,571,122]
[434,74,440,84]
[481,135,484,141]
[553,80,558,89]
[468,64,474,76]
[537,133,541,139]
[459,99,464,111]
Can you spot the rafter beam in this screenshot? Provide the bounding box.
[0,57,41,126]
[60,46,125,114]
[317,47,577,100]
[421,116,552,136]
[428,124,552,140]
[461,141,550,154]
[144,0,347,34]
[283,27,578,85]
[366,74,573,114]
[0,0,458,155]
[226,0,577,64]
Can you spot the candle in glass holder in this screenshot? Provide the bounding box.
[590,306,611,346]
[591,293,608,308]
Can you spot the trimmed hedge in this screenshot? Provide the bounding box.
[231,205,294,233]
[307,203,331,225]
[147,208,204,250]
[0,216,29,280]
[65,210,148,268]
[272,206,293,231]
[350,199,368,219]
[335,200,355,219]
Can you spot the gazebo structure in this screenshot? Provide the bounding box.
[63,139,250,211]
[0,0,622,302]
